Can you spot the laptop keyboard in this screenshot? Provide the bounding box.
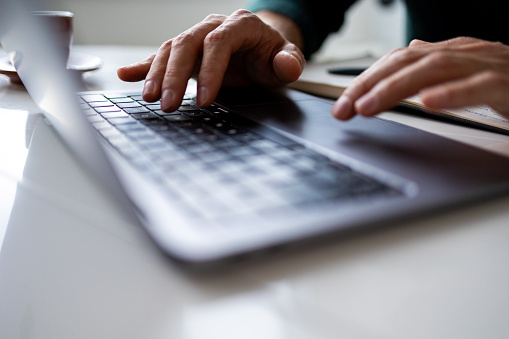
[80,93,401,220]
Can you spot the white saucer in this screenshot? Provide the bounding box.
[0,52,102,84]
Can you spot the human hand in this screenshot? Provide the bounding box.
[332,37,509,120]
[117,9,305,112]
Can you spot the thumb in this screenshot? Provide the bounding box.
[273,49,304,83]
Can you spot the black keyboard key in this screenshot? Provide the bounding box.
[163,114,192,122]
[115,122,144,132]
[154,110,180,116]
[145,104,162,111]
[131,112,160,120]
[129,95,144,101]
[182,109,208,117]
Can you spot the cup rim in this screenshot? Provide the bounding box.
[32,10,74,18]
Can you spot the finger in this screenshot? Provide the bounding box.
[421,70,509,117]
[117,54,155,82]
[331,94,356,121]
[196,10,294,107]
[331,37,488,120]
[194,24,234,107]
[160,14,226,111]
[331,47,424,120]
[143,40,173,103]
[354,51,482,117]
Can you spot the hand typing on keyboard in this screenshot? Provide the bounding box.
[116,10,305,113]
[118,5,509,123]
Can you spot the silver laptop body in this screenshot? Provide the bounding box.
[3,0,509,266]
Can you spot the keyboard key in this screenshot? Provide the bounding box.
[115,122,145,132]
[81,94,106,102]
[182,109,208,117]
[95,106,122,113]
[154,110,179,116]
[163,114,192,122]
[89,101,114,108]
[110,97,136,104]
[130,112,160,120]
[129,95,144,101]
[145,104,162,111]
[108,117,136,125]
[124,107,151,114]
[116,102,142,109]
[101,111,129,119]
[87,115,105,123]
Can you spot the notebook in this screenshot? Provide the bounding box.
[3,0,509,266]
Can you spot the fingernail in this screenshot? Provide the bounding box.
[161,89,176,111]
[143,80,155,96]
[196,86,208,107]
[332,95,352,120]
[356,94,376,116]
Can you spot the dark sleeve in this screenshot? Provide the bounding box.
[246,0,358,59]
[405,0,509,46]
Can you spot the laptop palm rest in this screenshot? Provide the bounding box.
[217,87,509,200]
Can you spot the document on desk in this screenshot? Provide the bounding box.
[289,61,509,136]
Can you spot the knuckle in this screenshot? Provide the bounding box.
[204,29,228,46]
[408,39,426,47]
[460,39,505,53]
[172,31,197,48]
[492,41,506,48]
[386,47,417,64]
[386,47,406,57]
[229,9,261,27]
[231,9,255,19]
[159,39,173,51]
[204,13,227,23]
[452,36,479,44]
[482,70,507,86]
[426,51,452,67]
[474,40,497,50]
[489,41,507,52]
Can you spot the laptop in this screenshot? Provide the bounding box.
[3,0,509,266]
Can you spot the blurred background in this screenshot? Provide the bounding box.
[45,0,406,61]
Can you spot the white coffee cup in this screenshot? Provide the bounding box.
[33,11,74,64]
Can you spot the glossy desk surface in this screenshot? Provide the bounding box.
[1,46,509,339]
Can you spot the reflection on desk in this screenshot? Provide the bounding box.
[1,46,509,339]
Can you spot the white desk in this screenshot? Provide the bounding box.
[2,46,509,339]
